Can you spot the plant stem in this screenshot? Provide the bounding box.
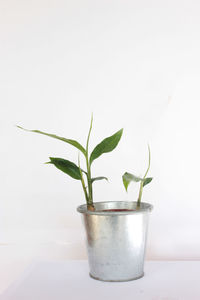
[137,181,143,208]
[143,144,151,179]
[86,159,93,204]
[137,145,151,208]
[86,114,94,209]
[78,154,89,204]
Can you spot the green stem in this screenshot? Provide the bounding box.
[143,144,151,179]
[78,154,89,204]
[137,181,143,208]
[137,145,151,208]
[86,113,93,155]
[86,157,93,205]
[86,114,93,206]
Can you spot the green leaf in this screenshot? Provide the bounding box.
[17,126,86,156]
[122,172,143,191]
[143,177,153,187]
[47,157,83,180]
[91,176,108,183]
[89,128,123,164]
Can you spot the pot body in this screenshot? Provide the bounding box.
[77,201,153,282]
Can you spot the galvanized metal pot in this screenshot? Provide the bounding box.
[77,201,153,282]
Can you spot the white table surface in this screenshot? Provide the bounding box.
[1,260,199,300]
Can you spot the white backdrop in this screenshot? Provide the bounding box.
[1,0,200,267]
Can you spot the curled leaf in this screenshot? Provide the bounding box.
[143,177,153,187]
[91,176,108,183]
[122,172,142,191]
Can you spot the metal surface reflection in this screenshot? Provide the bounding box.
[77,201,153,282]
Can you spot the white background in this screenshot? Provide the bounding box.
[1,0,200,277]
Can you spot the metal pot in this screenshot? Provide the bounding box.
[77,201,153,282]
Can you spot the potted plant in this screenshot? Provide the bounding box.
[17,116,153,282]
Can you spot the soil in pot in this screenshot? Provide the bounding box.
[98,209,136,212]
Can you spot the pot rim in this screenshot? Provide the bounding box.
[77,201,153,216]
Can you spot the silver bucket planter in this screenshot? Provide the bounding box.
[77,201,153,282]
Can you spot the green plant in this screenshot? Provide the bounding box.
[122,145,153,208]
[17,115,123,211]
